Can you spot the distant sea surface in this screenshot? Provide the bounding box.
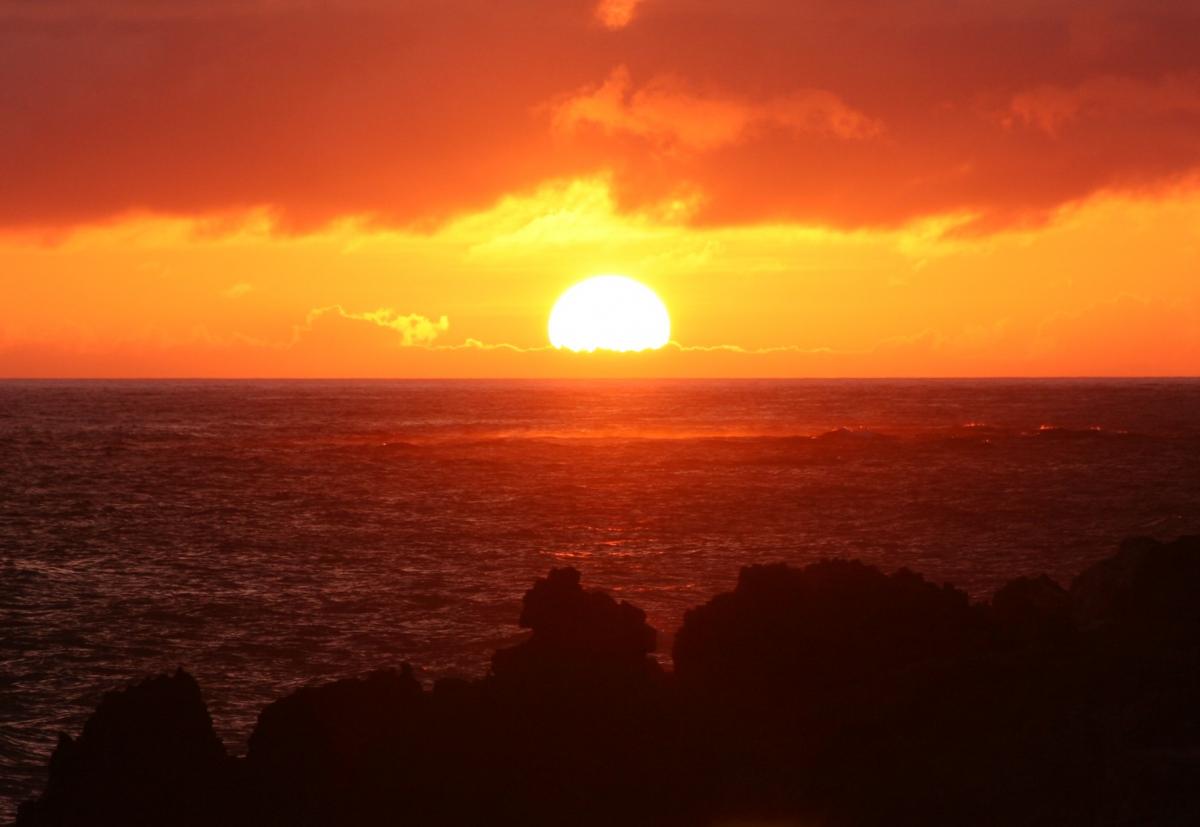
[3,378,1200,817]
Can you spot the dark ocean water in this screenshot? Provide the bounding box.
[2,378,1199,817]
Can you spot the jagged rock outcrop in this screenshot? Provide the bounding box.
[245,666,425,824]
[671,559,998,821]
[16,669,232,827]
[491,566,659,689]
[1071,535,1200,636]
[17,541,1200,827]
[992,573,1074,642]
[674,559,991,697]
[483,567,678,826]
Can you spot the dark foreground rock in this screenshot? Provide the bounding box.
[18,536,1200,826]
[15,670,234,827]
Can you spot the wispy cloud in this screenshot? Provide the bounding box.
[1007,73,1200,136]
[223,282,253,298]
[429,338,554,353]
[594,0,642,30]
[299,305,450,346]
[554,67,881,153]
[666,341,840,355]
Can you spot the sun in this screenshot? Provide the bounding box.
[548,275,671,352]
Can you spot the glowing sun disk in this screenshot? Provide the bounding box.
[548,275,671,352]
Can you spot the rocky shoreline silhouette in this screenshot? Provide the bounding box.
[17,536,1200,826]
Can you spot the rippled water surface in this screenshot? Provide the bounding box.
[3,378,1200,817]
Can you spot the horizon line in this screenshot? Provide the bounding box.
[2,375,1198,382]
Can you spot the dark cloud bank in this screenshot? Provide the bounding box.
[3,0,1200,233]
[17,535,1200,826]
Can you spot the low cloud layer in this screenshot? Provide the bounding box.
[2,295,1194,378]
[3,0,1200,233]
[300,306,450,347]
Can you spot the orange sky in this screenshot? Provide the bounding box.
[1,0,1198,377]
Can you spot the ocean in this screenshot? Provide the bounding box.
[2,378,1199,818]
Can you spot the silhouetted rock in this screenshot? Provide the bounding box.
[17,541,1200,827]
[1072,535,1200,637]
[485,567,678,826]
[16,669,231,827]
[248,665,421,775]
[240,571,675,827]
[992,574,1074,643]
[491,566,658,688]
[1061,537,1200,826]
[673,559,997,820]
[245,666,425,825]
[675,559,989,698]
